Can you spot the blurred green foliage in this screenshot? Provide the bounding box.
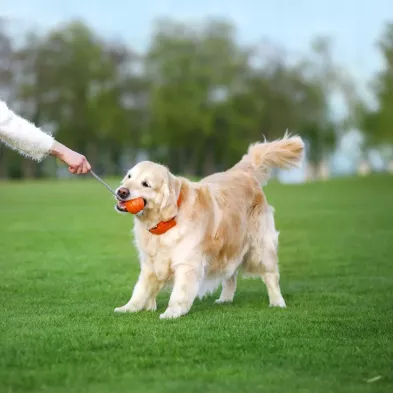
[0,18,391,178]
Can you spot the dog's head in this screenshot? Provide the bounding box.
[115,161,181,224]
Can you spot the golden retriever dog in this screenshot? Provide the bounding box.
[114,134,304,319]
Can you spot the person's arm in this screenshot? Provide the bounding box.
[50,141,91,174]
[0,100,91,174]
[0,99,54,161]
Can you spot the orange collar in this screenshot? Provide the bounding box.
[149,193,182,235]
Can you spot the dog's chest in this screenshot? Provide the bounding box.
[140,235,177,281]
[153,258,172,281]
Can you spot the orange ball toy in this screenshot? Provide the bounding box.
[124,197,145,214]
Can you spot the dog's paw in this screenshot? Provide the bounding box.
[269,297,286,308]
[145,299,157,312]
[114,303,143,313]
[159,306,184,319]
[215,298,233,304]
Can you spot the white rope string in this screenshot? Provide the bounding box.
[89,170,117,197]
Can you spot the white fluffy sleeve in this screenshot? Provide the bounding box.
[0,100,54,161]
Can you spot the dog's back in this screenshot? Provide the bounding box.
[199,133,304,234]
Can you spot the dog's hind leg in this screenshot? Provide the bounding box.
[260,208,286,308]
[246,243,286,308]
[244,206,286,308]
[215,272,238,303]
[262,269,286,308]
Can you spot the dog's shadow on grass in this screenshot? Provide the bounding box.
[111,289,297,320]
[150,291,297,318]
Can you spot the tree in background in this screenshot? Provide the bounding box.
[357,23,393,171]
[145,19,252,175]
[15,21,145,175]
[0,17,363,179]
[145,19,342,177]
[362,23,393,145]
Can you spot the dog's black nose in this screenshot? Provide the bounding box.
[117,187,130,199]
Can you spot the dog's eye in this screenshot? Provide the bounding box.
[142,181,150,188]
[127,174,131,179]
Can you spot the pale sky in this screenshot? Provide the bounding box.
[2,0,393,88]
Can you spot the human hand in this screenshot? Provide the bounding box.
[50,141,91,174]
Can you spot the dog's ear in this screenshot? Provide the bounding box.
[160,173,181,222]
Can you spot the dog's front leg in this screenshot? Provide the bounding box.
[115,268,163,313]
[160,264,200,319]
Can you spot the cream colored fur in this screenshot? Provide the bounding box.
[114,134,304,319]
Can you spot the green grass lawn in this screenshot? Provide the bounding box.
[0,175,392,393]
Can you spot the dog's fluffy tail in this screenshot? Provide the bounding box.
[233,132,304,184]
